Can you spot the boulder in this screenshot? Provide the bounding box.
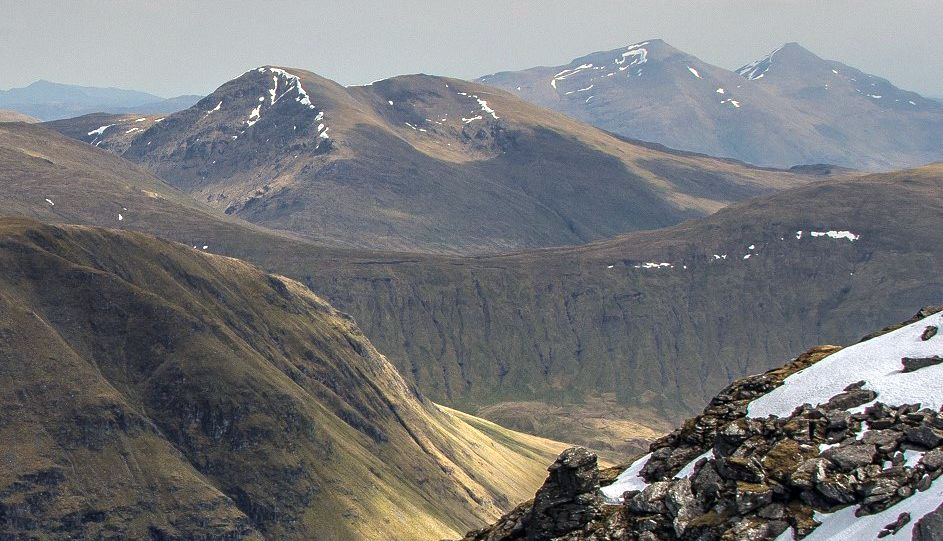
[825,388,878,411]
[627,481,672,514]
[902,356,943,373]
[905,426,943,449]
[736,482,774,514]
[920,448,943,471]
[823,443,877,470]
[921,326,938,341]
[914,502,943,540]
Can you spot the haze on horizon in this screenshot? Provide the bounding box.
[2,0,941,98]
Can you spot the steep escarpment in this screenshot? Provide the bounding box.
[460,307,943,540]
[295,164,943,434]
[0,218,565,541]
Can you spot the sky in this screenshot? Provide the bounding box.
[2,0,941,98]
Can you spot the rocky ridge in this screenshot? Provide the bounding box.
[458,307,943,541]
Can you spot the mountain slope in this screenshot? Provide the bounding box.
[460,307,943,541]
[479,40,943,170]
[0,110,40,123]
[283,164,943,447]
[49,66,823,254]
[0,218,566,540]
[0,80,200,121]
[1,122,939,457]
[0,121,289,247]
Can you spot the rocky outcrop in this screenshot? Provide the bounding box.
[459,448,610,541]
[458,307,943,541]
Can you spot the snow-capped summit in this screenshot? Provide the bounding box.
[478,41,943,170]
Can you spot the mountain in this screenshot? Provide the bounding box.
[0,80,201,121]
[0,217,567,540]
[459,306,943,541]
[1,122,940,458]
[0,121,283,244]
[479,40,943,170]
[47,66,824,254]
[287,163,943,451]
[0,110,39,123]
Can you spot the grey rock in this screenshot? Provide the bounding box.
[716,456,766,483]
[816,474,858,504]
[665,478,699,537]
[823,443,877,470]
[905,426,943,448]
[757,503,786,520]
[736,483,774,514]
[523,447,603,541]
[914,502,943,540]
[920,448,943,471]
[921,326,938,341]
[859,477,901,505]
[790,458,829,489]
[902,356,943,373]
[627,482,672,514]
[825,388,878,411]
[691,460,724,504]
[860,429,903,449]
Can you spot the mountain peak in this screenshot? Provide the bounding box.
[737,42,827,80]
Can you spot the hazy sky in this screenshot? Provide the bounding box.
[2,0,941,98]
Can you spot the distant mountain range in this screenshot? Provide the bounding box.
[47,66,826,254]
[479,41,943,170]
[0,79,201,121]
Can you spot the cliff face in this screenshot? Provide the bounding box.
[460,307,943,541]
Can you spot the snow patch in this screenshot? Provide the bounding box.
[601,453,652,501]
[675,451,713,479]
[87,124,113,136]
[748,311,943,419]
[808,230,860,241]
[551,63,594,89]
[737,46,783,81]
[246,104,261,127]
[687,66,702,79]
[774,474,943,541]
[476,98,499,119]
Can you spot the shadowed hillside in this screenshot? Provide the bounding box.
[0,218,566,540]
